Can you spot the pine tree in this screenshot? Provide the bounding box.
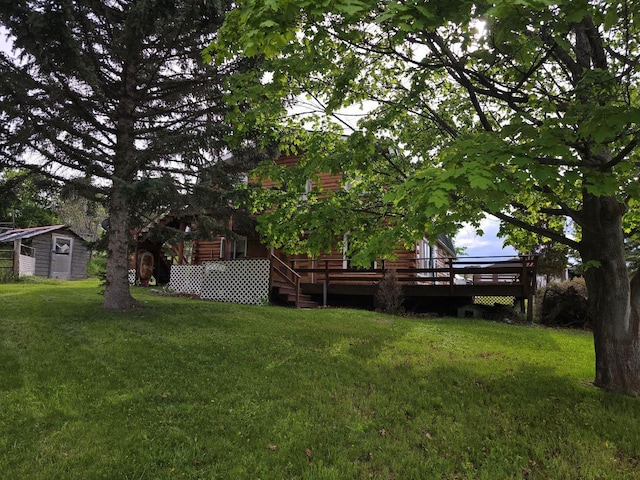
[0,0,266,309]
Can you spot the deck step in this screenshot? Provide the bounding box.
[271,280,319,308]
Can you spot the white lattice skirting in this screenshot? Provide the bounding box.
[169,259,270,305]
[169,265,204,295]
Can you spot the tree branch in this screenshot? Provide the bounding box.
[601,138,639,171]
[488,209,580,250]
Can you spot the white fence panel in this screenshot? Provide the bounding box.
[169,265,204,295]
[201,259,270,305]
[19,254,35,276]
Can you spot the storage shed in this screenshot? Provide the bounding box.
[0,225,91,280]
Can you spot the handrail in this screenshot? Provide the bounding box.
[270,253,302,308]
[286,255,538,294]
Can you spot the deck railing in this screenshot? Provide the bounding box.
[286,255,537,291]
[277,255,537,320]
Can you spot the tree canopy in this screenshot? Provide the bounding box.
[215,0,639,253]
[215,0,640,394]
[0,170,59,228]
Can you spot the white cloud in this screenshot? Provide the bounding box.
[455,215,518,259]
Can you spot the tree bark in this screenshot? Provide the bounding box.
[103,53,140,311]
[580,194,640,395]
[103,179,138,310]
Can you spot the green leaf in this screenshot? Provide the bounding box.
[259,20,279,28]
[336,0,366,16]
[469,175,494,190]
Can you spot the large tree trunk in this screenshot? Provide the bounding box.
[103,53,139,311]
[580,194,640,395]
[103,180,138,310]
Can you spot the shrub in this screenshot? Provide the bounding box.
[87,255,107,278]
[537,277,591,328]
[375,269,405,315]
[0,269,19,283]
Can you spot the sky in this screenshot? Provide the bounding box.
[454,215,518,259]
[0,27,11,50]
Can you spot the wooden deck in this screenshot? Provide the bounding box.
[271,255,538,320]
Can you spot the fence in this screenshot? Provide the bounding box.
[0,248,13,277]
[169,259,270,306]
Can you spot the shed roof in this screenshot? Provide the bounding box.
[0,225,68,243]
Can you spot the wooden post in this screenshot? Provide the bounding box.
[13,239,20,276]
[178,221,185,264]
[323,280,328,307]
[325,259,330,303]
[448,257,454,294]
[269,253,274,292]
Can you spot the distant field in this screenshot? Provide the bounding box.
[1,279,638,479]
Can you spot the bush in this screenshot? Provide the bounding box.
[375,269,405,315]
[537,278,592,328]
[87,255,107,278]
[0,269,19,283]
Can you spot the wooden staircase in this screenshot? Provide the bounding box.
[270,254,319,308]
[271,277,319,308]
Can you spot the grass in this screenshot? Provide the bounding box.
[1,279,639,479]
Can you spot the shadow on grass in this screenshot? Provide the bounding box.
[0,353,23,391]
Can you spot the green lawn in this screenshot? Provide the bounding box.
[1,279,639,479]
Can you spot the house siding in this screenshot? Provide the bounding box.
[190,150,455,283]
[193,232,269,264]
[258,154,345,194]
[193,239,220,263]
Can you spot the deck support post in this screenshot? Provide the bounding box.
[324,260,330,306]
[448,258,454,294]
[323,281,327,307]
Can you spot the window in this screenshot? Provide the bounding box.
[301,178,313,201]
[431,244,439,268]
[417,239,426,269]
[54,238,71,255]
[233,236,247,259]
[220,236,247,259]
[342,233,349,269]
[417,239,437,277]
[342,234,376,270]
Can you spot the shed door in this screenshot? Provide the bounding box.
[51,235,73,280]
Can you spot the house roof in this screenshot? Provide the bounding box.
[0,225,69,243]
[437,234,456,257]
